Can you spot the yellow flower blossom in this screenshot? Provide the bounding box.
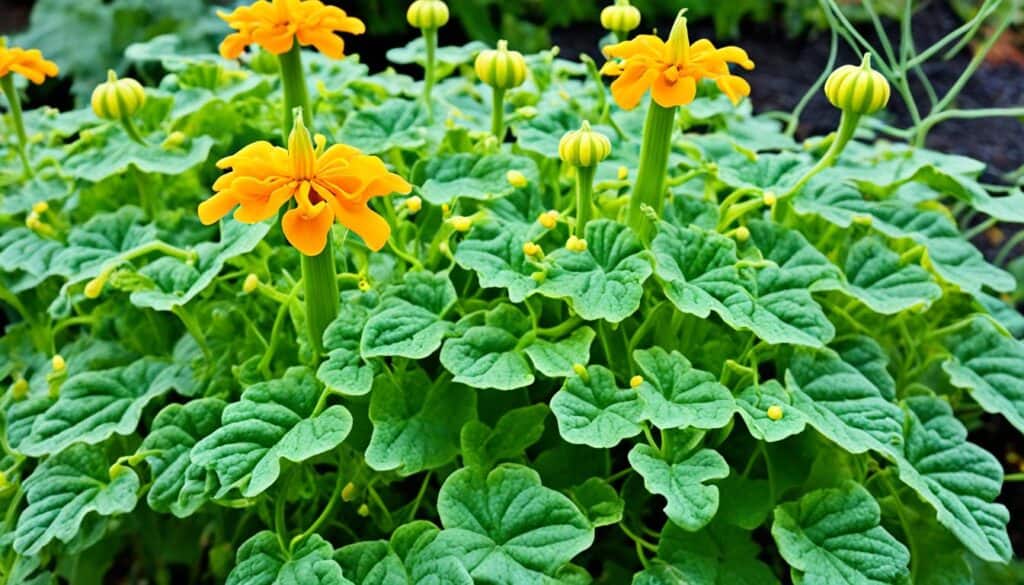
[600,13,753,110]
[218,0,365,60]
[199,111,411,256]
[0,45,58,84]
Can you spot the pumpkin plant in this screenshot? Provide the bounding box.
[0,1,1023,583]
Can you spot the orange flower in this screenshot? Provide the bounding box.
[199,112,411,256]
[218,0,366,60]
[600,12,753,111]
[0,45,58,84]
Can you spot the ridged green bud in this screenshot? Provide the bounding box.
[558,121,611,167]
[91,70,146,120]
[474,40,528,90]
[407,0,449,30]
[601,1,641,35]
[824,54,891,115]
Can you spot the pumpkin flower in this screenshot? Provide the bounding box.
[199,110,411,256]
[217,0,366,60]
[0,44,58,84]
[599,13,753,110]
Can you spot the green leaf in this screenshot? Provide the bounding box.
[634,522,779,585]
[440,305,535,390]
[340,99,429,154]
[317,303,376,396]
[460,404,548,469]
[131,219,270,311]
[632,347,734,430]
[17,358,193,457]
[0,227,65,292]
[734,380,807,443]
[63,129,215,182]
[839,237,941,314]
[334,521,473,585]
[550,364,644,448]
[523,327,595,378]
[361,272,456,359]
[51,206,157,279]
[141,398,225,518]
[386,38,488,68]
[771,481,910,585]
[893,396,1011,562]
[227,531,351,585]
[14,444,140,556]
[942,316,1024,435]
[416,153,540,205]
[454,219,540,304]
[436,465,594,584]
[539,220,652,323]
[366,371,476,475]
[628,434,729,531]
[785,344,904,457]
[567,478,624,528]
[191,367,353,498]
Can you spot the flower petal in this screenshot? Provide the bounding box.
[335,202,391,251]
[282,205,335,256]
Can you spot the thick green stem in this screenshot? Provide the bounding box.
[423,28,438,113]
[279,43,337,358]
[1,76,33,179]
[120,115,148,146]
[627,102,676,242]
[574,165,596,237]
[784,110,861,199]
[491,87,506,140]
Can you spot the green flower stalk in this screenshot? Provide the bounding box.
[474,40,528,140]
[91,70,149,145]
[278,45,339,358]
[627,102,676,242]
[559,121,611,236]
[1,37,60,178]
[407,0,450,112]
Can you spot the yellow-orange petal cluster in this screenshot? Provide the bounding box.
[599,14,753,111]
[0,46,58,84]
[218,0,366,60]
[199,112,411,256]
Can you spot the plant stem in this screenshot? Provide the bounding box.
[1,76,33,179]
[491,87,506,140]
[627,102,676,242]
[120,115,148,146]
[423,27,438,116]
[574,165,596,237]
[279,43,338,359]
[784,110,861,199]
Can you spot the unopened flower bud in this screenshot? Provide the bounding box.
[407,0,449,30]
[762,191,777,207]
[243,273,260,294]
[450,216,472,232]
[601,0,642,35]
[341,482,358,502]
[522,242,541,257]
[475,40,528,90]
[824,53,891,115]
[507,170,528,188]
[91,70,147,120]
[559,121,611,168]
[629,375,644,388]
[405,195,423,214]
[32,201,49,214]
[161,131,187,150]
[10,378,29,400]
[51,354,66,372]
[84,275,107,299]
[538,210,558,229]
[734,226,750,242]
[566,235,588,252]
[357,503,370,517]
[617,166,629,180]
[767,405,783,421]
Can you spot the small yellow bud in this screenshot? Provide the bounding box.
[474,40,528,90]
[852,214,873,226]
[507,170,528,188]
[530,270,546,283]
[84,276,106,299]
[572,363,588,378]
[450,216,472,232]
[558,121,612,168]
[617,166,629,180]
[161,131,187,149]
[566,235,588,252]
[441,203,451,215]
[242,273,260,294]
[439,241,451,255]
[762,191,777,207]
[538,210,559,229]
[51,354,66,372]
[629,375,644,388]
[767,405,784,421]
[405,195,423,214]
[25,211,41,230]
[824,53,891,115]
[357,503,370,517]
[32,201,49,214]
[522,242,542,257]
[734,226,750,242]
[600,1,642,35]
[341,482,358,502]
[91,70,147,120]
[358,279,372,292]
[10,378,29,400]
[407,0,449,29]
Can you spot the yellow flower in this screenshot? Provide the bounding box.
[600,12,753,110]
[199,111,411,256]
[0,45,58,84]
[218,0,366,60]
